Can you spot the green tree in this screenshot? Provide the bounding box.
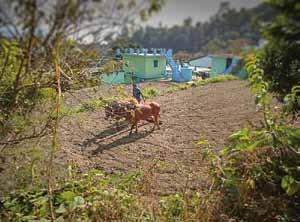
[128,2,275,54]
[259,0,300,101]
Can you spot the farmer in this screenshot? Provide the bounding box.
[132,83,145,103]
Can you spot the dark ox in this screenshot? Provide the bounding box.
[104,99,137,129]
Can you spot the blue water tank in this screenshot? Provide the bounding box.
[181,67,192,82]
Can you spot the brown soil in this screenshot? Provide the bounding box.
[58,80,260,194]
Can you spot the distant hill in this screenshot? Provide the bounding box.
[110,2,276,55]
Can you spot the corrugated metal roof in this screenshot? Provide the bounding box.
[189,56,212,68]
[209,54,240,59]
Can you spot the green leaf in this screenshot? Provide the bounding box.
[73,196,85,207]
[56,204,67,214]
[281,175,300,196]
[228,128,249,141]
[196,139,209,145]
[288,128,300,138]
[247,140,261,151]
[28,148,42,161]
[55,216,65,222]
[285,127,300,146]
[60,191,75,202]
[281,175,293,190]
[22,215,37,220]
[286,183,300,196]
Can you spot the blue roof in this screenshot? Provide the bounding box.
[189,56,212,68]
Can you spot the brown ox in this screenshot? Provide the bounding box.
[126,101,160,134]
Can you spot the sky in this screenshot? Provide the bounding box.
[146,0,262,27]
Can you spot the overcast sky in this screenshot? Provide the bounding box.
[146,0,262,27]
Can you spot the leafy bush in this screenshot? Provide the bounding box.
[77,99,107,112]
[204,75,238,83]
[57,97,121,116]
[142,87,161,99]
[0,169,216,222]
[203,1,300,218]
[165,75,239,93]
[205,55,300,221]
[1,170,143,221]
[259,41,300,100]
[259,0,300,102]
[160,194,184,219]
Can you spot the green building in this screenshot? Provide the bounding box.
[101,71,125,85]
[101,48,167,84]
[210,55,247,79]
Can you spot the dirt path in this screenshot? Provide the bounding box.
[58,80,259,194]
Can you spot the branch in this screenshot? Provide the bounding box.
[24,0,38,75]
[0,117,52,148]
[0,48,11,81]
[42,0,71,47]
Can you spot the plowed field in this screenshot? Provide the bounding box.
[58,80,259,194]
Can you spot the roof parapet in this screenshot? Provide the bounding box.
[116,48,171,56]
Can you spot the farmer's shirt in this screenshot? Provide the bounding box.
[133,87,142,101]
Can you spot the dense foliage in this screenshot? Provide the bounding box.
[112,2,276,55]
[0,168,219,222]
[204,54,300,221]
[196,2,300,221]
[0,170,145,221]
[259,0,300,102]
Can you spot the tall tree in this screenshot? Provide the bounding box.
[259,0,300,100]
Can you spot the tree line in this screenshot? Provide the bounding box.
[111,2,276,55]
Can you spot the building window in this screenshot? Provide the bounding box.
[226,58,233,68]
[153,60,158,68]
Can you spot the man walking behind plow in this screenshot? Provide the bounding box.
[132,83,145,103]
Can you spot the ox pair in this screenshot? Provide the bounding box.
[104,99,161,134]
